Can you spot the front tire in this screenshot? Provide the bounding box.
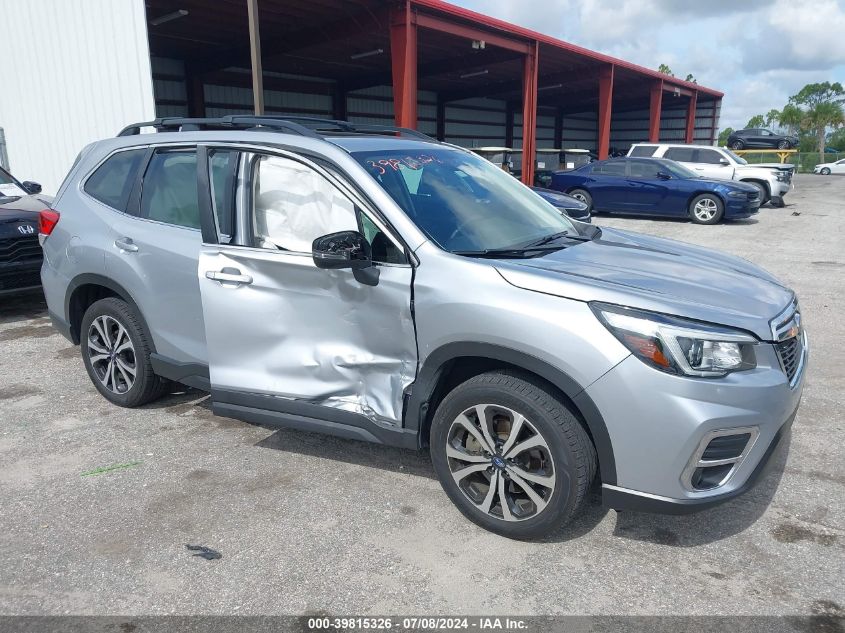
[80,297,167,407]
[689,193,724,225]
[821,167,831,175]
[430,371,596,540]
[747,181,769,205]
[568,188,593,213]
[777,140,789,150]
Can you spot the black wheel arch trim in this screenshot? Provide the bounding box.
[404,341,617,485]
[64,273,155,350]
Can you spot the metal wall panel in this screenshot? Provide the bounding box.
[0,0,155,193]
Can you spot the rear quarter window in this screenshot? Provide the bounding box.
[629,145,657,157]
[84,148,147,212]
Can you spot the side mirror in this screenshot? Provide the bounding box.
[719,158,729,166]
[312,230,372,270]
[657,171,672,180]
[22,181,42,194]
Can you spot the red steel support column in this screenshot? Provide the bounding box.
[649,80,663,142]
[597,65,614,159]
[521,42,539,186]
[685,90,698,143]
[390,3,417,129]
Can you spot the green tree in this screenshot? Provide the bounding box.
[789,82,845,154]
[684,73,697,84]
[778,103,803,134]
[745,114,766,128]
[828,127,845,150]
[764,109,781,129]
[718,127,734,146]
[658,64,674,76]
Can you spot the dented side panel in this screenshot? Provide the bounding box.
[199,246,416,426]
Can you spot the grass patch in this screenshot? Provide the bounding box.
[81,461,142,477]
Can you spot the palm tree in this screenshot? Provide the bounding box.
[803,101,845,155]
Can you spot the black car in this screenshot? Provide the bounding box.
[0,166,48,295]
[727,128,798,150]
[531,186,592,223]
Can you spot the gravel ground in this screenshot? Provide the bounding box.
[0,174,842,617]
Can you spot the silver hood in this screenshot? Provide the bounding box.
[494,227,793,341]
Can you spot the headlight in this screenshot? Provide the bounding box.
[591,303,757,377]
[728,190,748,198]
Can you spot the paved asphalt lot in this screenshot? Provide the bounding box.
[0,175,842,617]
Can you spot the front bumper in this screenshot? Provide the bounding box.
[0,259,43,295]
[587,332,807,513]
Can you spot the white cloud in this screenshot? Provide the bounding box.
[451,0,845,129]
[742,0,845,71]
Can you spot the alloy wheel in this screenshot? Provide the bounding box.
[445,404,556,522]
[571,192,588,203]
[87,315,136,394]
[693,197,718,222]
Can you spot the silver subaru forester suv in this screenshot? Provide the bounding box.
[41,116,807,539]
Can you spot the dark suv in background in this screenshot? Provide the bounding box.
[727,129,798,150]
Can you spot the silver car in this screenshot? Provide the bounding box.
[41,116,807,539]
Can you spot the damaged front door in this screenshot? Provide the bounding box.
[196,145,417,445]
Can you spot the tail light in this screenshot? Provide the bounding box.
[38,209,60,244]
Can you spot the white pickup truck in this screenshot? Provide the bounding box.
[628,143,794,207]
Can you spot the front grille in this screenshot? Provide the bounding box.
[776,336,802,383]
[0,268,41,291]
[0,236,42,263]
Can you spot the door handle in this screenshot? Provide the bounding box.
[205,269,253,285]
[114,238,139,252]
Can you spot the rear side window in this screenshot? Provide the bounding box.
[696,149,724,164]
[140,150,200,229]
[629,145,657,157]
[84,149,147,211]
[664,147,696,162]
[593,162,626,176]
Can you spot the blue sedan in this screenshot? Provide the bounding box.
[550,157,761,224]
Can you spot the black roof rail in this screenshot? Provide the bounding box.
[117,115,438,143]
[117,116,319,138]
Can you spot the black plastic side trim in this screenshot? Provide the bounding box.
[48,309,73,343]
[603,408,796,515]
[405,342,617,484]
[150,354,210,390]
[212,388,418,449]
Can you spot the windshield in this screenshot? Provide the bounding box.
[0,167,26,200]
[722,149,748,165]
[352,148,577,252]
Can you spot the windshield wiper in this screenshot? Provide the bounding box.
[520,231,593,249]
[452,245,567,259]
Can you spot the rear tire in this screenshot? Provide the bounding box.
[568,188,593,213]
[80,297,167,407]
[731,140,744,150]
[430,370,597,540]
[689,193,724,225]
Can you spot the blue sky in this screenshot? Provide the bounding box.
[451,0,845,131]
